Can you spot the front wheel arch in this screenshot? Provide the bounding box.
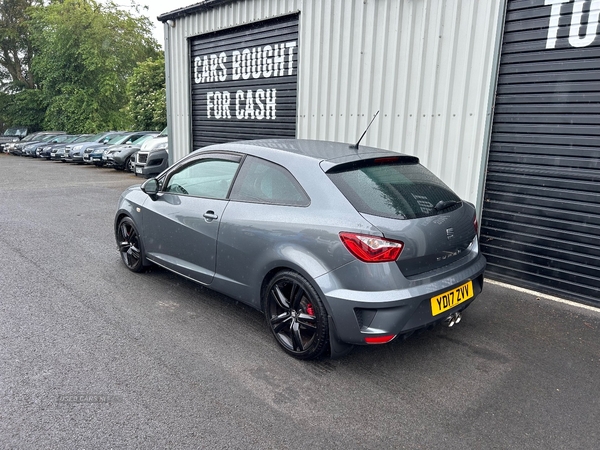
[115,214,151,270]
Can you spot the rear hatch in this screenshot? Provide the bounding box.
[325,156,477,278]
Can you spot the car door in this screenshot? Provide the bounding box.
[141,153,241,285]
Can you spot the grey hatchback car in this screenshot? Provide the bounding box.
[115,139,486,359]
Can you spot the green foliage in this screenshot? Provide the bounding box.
[0,89,45,130]
[0,0,41,91]
[125,55,166,131]
[0,0,164,133]
[30,0,160,133]
[0,93,11,129]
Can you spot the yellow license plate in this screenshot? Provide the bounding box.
[431,280,474,316]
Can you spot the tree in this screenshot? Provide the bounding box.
[125,55,166,131]
[30,0,160,132]
[0,89,45,130]
[0,0,40,92]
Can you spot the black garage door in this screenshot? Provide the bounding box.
[189,14,299,149]
[481,0,600,307]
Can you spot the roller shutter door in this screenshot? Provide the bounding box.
[481,0,600,307]
[189,14,299,149]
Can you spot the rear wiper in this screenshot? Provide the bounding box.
[434,200,461,212]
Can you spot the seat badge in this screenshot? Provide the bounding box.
[446,227,454,240]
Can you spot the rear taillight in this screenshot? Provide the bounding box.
[339,232,404,263]
[364,334,396,344]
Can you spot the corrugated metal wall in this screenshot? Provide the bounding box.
[162,0,505,205]
[481,0,600,307]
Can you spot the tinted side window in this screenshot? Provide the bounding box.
[230,156,310,206]
[327,162,461,220]
[164,159,239,199]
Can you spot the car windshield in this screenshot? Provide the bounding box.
[53,135,73,143]
[83,133,105,143]
[41,134,60,142]
[132,134,156,145]
[108,134,133,145]
[158,127,168,137]
[73,134,94,143]
[63,135,81,143]
[327,160,461,220]
[20,134,39,143]
[4,127,27,137]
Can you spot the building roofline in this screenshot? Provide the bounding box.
[157,0,236,22]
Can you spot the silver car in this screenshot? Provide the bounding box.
[115,139,486,359]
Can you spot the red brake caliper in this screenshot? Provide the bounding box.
[306,304,315,316]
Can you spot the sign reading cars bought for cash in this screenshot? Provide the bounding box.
[190,14,299,150]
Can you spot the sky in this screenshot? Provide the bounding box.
[122,0,199,47]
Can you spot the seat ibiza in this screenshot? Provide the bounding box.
[115,139,486,359]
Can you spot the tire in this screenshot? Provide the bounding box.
[264,271,329,360]
[116,216,145,273]
[125,156,135,173]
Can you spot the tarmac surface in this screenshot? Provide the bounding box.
[1,153,599,449]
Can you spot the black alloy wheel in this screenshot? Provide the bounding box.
[265,271,329,360]
[117,217,145,272]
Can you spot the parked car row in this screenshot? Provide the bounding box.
[2,128,170,178]
[0,126,29,152]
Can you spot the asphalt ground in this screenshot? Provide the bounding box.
[1,153,599,449]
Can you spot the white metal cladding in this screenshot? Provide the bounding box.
[161,0,505,205]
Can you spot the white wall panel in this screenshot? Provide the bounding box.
[162,0,505,206]
[297,0,505,205]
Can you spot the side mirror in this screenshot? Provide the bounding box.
[141,178,159,197]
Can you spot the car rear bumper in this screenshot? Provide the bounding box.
[317,255,487,345]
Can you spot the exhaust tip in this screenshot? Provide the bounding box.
[443,312,462,328]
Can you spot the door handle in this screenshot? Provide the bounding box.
[203,211,218,221]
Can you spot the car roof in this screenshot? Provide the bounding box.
[202,139,419,171]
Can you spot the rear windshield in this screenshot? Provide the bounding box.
[327,162,461,220]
